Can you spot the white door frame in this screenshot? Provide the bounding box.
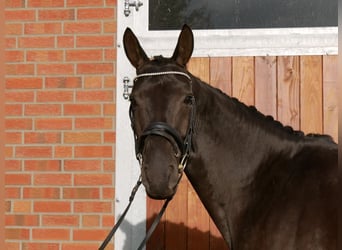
[115,1,337,249]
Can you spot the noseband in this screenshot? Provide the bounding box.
[99,71,195,250]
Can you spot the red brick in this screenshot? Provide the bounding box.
[6,23,23,35]
[103,160,115,171]
[73,229,108,241]
[46,77,82,88]
[6,132,22,144]
[78,8,114,19]
[5,215,39,226]
[27,50,64,62]
[34,201,71,213]
[63,188,100,199]
[64,22,102,34]
[6,37,16,49]
[25,104,61,116]
[104,76,115,88]
[64,160,101,171]
[5,0,24,8]
[34,174,72,186]
[19,36,55,48]
[5,187,21,198]
[5,228,30,240]
[6,63,35,75]
[23,187,60,199]
[28,0,65,7]
[57,36,75,48]
[76,35,114,47]
[6,78,42,89]
[102,187,114,199]
[37,90,73,102]
[5,104,22,116]
[61,243,101,250]
[22,243,59,250]
[5,118,32,130]
[105,48,116,60]
[25,23,62,34]
[76,90,113,101]
[103,21,116,33]
[67,0,104,7]
[77,63,113,74]
[82,215,100,227]
[37,64,74,75]
[35,118,72,130]
[5,50,24,62]
[42,215,79,226]
[25,160,61,171]
[102,215,115,227]
[38,9,75,21]
[74,201,112,213]
[64,132,102,144]
[24,132,61,143]
[104,103,115,115]
[5,242,20,250]
[75,146,113,158]
[84,76,102,88]
[75,117,113,129]
[5,174,31,185]
[32,228,70,240]
[5,160,22,171]
[55,146,73,158]
[6,146,14,158]
[104,131,115,143]
[66,49,102,61]
[64,104,101,115]
[5,91,34,102]
[74,173,113,186]
[16,146,52,158]
[5,10,36,21]
[13,201,32,213]
[106,0,116,5]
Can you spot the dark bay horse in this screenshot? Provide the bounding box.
[123,25,337,249]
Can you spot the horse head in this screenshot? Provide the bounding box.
[123,25,195,200]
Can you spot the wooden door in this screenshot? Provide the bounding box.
[146,55,338,250]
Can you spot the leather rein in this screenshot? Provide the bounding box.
[99,71,195,250]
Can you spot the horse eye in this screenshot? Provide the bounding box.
[184,95,194,105]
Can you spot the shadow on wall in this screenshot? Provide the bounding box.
[119,215,229,250]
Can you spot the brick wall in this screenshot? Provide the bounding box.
[5,0,117,249]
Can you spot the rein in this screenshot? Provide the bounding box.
[99,71,194,249]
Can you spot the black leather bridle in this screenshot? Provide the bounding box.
[99,71,195,250]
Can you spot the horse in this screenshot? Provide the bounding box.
[123,25,337,250]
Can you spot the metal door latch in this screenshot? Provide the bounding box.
[123,76,133,100]
[124,0,143,17]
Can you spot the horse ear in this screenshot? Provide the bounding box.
[171,24,194,66]
[123,28,149,69]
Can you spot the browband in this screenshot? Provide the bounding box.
[133,71,192,82]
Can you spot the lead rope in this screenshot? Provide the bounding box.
[99,177,142,250]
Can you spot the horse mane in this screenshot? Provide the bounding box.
[192,75,336,144]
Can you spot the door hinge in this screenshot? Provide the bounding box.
[123,76,133,100]
[124,0,143,17]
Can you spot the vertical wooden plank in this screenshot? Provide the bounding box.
[322,55,338,142]
[232,56,255,105]
[146,198,165,249]
[187,57,211,249]
[255,56,277,117]
[300,56,323,134]
[165,177,188,250]
[208,57,231,250]
[277,56,300,130]
[209,57,232,95]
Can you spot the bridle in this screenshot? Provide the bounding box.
[99,71,196,250]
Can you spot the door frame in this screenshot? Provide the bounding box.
[115,1,338,249]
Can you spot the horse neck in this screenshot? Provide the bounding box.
[185,79,300,245]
